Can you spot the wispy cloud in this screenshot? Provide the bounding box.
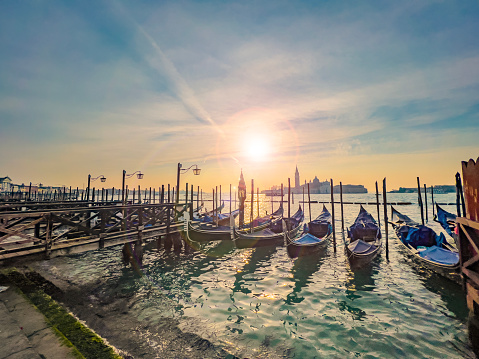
[0,0,478,189]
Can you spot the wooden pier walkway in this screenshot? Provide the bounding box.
[0,201,189,264]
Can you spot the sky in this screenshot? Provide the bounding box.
[1,0,478,192]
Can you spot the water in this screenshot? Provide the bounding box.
[30,193,475,358]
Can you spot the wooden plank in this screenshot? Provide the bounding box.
[0,217,44,243]
[460,223,479,255]
[463,267,479,287]
[457,216,479,231]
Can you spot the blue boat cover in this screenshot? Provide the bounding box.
[419,246,459,265]
[397,225,447,249]
[293,233,322,245]
[348,239,377,255]
[348,206,381,241]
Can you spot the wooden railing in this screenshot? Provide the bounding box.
[0,202,189,264]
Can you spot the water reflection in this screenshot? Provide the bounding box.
[339,263,378,320]
[411,262,468,321]
[285,254,324,304]
[231,245,278,296]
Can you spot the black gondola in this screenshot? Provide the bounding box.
[346,205,382,265]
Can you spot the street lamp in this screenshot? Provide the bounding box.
[176,163,201,203]
[122,170,144,205]
[86,174,107,202]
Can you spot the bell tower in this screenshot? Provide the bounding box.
[295,166,300,189]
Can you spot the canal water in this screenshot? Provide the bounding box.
[30,193,476,358]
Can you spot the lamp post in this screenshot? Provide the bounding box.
[86,174,106,202]
[121,170,144,205]
[176,163,201,203]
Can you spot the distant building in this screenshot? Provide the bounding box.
[264,167,368,194]
[389,185,455,194]
[0,176,12,192]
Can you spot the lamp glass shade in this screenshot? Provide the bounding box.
[137,173,144,179]
[100,177,106,182]
[193,168,201,175]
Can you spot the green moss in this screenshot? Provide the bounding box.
[1,269,121,359]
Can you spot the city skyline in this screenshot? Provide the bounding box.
[1,1,478,192]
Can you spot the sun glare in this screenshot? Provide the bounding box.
[242,135,271,162]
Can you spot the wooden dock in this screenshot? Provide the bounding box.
[456,157,479,357]
[0,201,189,264]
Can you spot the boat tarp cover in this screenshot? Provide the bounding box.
[293,233,322,245]
[348,206,381,240]
[397,225,448,249]
[271,207,303,233]
[311,205,332,224]
[308,205,333,237]
[419,245,459,265]
[348,239,376,255]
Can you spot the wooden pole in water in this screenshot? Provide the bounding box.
[132,188,136,204]
[281,183,284,211]
[152,188,155,203]
[330,179,336,252]
[250,179,254,231]
[185,183,189,205]
[271,189,274,214]
[288,178,291,221]
[230,184,232,215]
[28,182,32,200]
[340,182,344,232]
[197,186,199,211]
[383,177,389,260]
[455,172,466,216]
[307,183,312,223]
[220,185,222,209]
[168,184,171,203]
[216,186,218,214]
[417,177,424,225]
[257,187,259,217]
[138,185,142,204]
[424,184,428,223]
[302,187,305,216]
[375,181,381,227]
[431,186,435,217]
[191,184,193,208]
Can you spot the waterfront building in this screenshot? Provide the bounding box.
[0,176,12,192]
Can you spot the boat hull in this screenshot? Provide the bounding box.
[286,233,329,258]
[187,221,233,242]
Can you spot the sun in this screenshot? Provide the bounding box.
[242,135,271,162]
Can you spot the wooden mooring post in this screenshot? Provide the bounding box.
[340,182,344,232]
[330,178,336,252]
[383,178,389,260]
[417,177,424,226]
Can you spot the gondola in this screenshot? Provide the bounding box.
[285,205,332,257]
[193,208,239,226]
[346,205,382,264]
[186,214,235,242]
[434,203,457,243]
[234,206,304,248]
[391,206,459,280]
[237,207,283,233]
